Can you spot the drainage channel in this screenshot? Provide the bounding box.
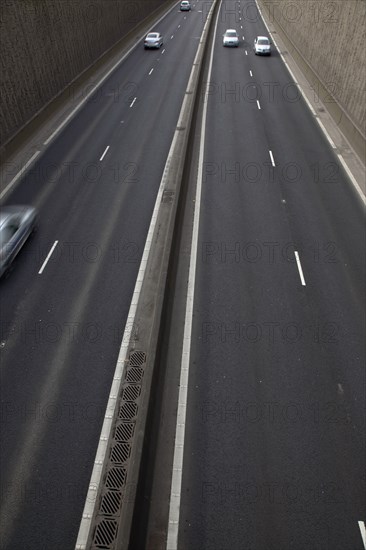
[127,9,221,550]
[75,1,219,548]
[92,350,146,548]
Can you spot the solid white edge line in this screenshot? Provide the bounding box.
[316,118,336,148]
[337,154,366,205]
[38,241,58,274]
[0,150,41,201]
[359,521,366,549]
[166,2,218,549]
[3,1,180,200]
[43,2,179,147]
[269,150,275,167]
[255,0,365,204]
[75,2,217,548]
[75,114,179,550]
[257,100,261,110]
[294,250,306,286]
[99,145,110,161]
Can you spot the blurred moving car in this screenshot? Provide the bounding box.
[223,29,239,47]
[0,205,37,278]
[180,1,191,10]
[144,32,163,49]
[253,36,271,55]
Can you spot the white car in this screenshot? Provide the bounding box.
[223,29,239,47]
[144,32,163,49]
[180,1,191,10]
[253,36,271,55]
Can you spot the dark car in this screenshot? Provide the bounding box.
[0,205,37,277]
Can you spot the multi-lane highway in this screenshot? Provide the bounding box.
[0,2,213,548]
[1,0,365,549]
[172,1,366,549]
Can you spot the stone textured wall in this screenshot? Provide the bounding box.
[258,0,366,137]
[0,0,168,146]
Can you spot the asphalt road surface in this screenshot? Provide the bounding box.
[1,0,365,549]
[176,1,365,550]
[0,2,214,548]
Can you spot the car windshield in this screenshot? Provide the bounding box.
[226,31,237,37]
[0,225,15,247]
[258,38,269,45]
[148,33,158,39]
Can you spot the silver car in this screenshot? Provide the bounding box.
[223,29,239,47]
[180,1,191,10]
[144,32,163,49]
[0,205,37,277]
[253,36,271,55]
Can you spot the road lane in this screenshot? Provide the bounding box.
[177,0,365,549]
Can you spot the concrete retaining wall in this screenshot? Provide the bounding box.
[0,0,168,146]
[1,0,365,149]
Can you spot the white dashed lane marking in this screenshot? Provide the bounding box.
[38,241,58,274]
[99,145,109,161]
[294,251,306,286]
[269,150,275,167]
[359,521,366,549]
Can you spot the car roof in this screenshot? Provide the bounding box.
[257,35,269,40]
[225,29,237,32]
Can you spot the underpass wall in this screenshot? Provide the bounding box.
[0,0,171,147]
[257,0,365,155]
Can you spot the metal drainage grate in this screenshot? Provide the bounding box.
[100,491,122,516]
[118,401,138,421]
[122,384,141,402]
[105,467,127,491]
[128,350,146,367]
[126,366,144,383]
[110,442,131,464]
[93,518,118,548]
[115,423,134,442]
[91,350,147,548]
